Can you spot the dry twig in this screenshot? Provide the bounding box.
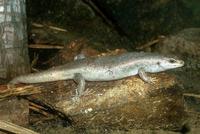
[0,120,39,134]
[136,35,166,50]
[0,85,41,101]
[29,44,64,49]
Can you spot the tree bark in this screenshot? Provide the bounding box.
[0,0,30,79]
[0,0,30,129]
[30,73,187,130]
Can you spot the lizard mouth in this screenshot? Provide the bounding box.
[159,59,184,70]
[177,60,184,67]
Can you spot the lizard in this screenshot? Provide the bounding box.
[8,52,184,99]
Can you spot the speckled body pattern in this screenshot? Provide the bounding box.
[9,52,184,84]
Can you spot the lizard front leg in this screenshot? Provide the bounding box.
[138,68,157,84]
[74,54,86,60]
[73,73,86,101]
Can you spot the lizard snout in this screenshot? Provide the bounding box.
[179,60,184,66]
[176,59,184,67]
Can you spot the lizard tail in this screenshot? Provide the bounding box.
[9,77,20,85]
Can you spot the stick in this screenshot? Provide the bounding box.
[29,44,64,49]
[183,93,200,99]
[32,23,67,32]
[0,120,39,134]
[136,35,165,50]
[0,85,41,101]
[82,0,114,27]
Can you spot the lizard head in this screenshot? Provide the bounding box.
[156,57,184,71]
[144,55,184,73]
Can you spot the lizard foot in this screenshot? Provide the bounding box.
[149,77,158,84]
[71,96,80,103]
[71,88,81,103]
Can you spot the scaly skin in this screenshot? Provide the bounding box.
[9,52,184,98]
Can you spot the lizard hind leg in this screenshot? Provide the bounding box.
[73,73,86,101]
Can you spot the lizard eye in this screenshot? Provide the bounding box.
[169,58,176,63]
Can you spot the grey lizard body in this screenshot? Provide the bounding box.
[9,52,184,98]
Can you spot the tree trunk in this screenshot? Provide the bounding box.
[0,0,30,129]
[0,0,30,79]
